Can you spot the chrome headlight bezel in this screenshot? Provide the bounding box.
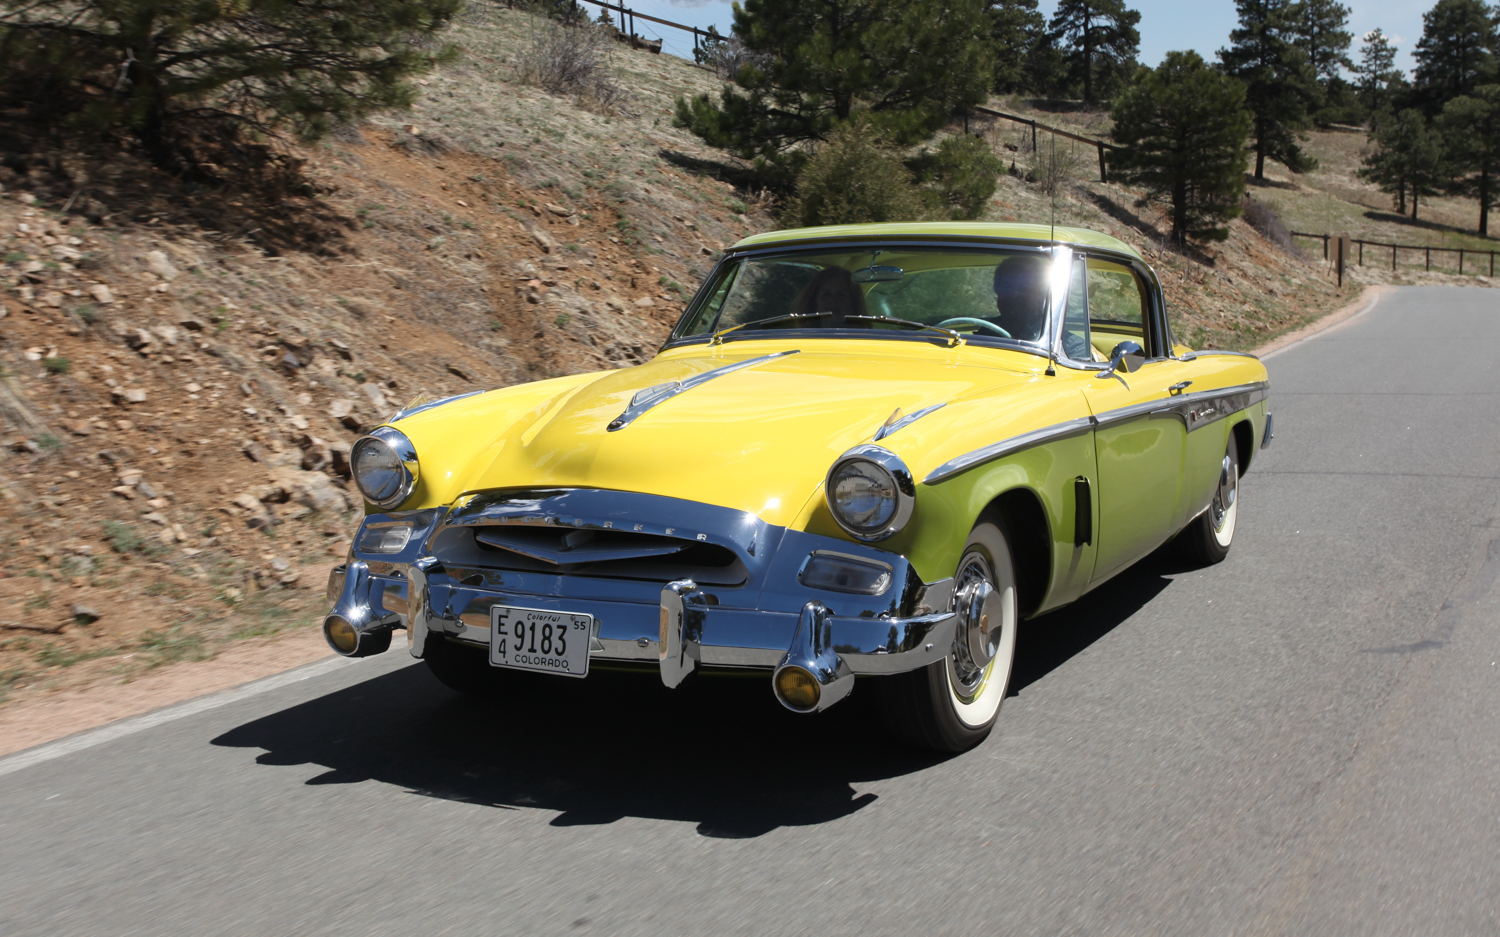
[824,444,916,541]
[350,426,420,510]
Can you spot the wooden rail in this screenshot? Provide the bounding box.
[1291,231,1498,277]
[971,106,1118,183]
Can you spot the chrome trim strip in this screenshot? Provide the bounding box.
[922,381,1269,485]
[874,402,946,441]
[390,390,485,423]
[606,349,799,431]
[1261,412,1274,450]
[924,416,1094,485]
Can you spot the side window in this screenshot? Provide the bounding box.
[1086,259,1147,359]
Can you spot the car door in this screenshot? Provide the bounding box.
[1067,256,1194,585]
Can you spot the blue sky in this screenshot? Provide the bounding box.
[592,0,1431,76]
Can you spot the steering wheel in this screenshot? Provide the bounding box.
[936,317,1011,338]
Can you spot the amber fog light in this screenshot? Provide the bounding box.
[774,666,821,712]
[324,616,359,655]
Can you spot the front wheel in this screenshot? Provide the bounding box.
[1175,431,1240,566]
[874,522,1019,752]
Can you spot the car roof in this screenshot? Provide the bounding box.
[730,221,1143,260]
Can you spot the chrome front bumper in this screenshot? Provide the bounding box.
[324,488,961,711]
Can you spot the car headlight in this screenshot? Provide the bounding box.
[351,427,419,510]
[824,445,915,541]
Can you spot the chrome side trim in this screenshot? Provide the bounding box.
[924,416,1094,485]
[606,349,800,431]
[922,381,1268,485]
[390,390,485,423]
[1188,350,1262,360]
[1262,412,1274,450]
[873,402,946,441]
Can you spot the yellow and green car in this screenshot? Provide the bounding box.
[324,222,1270,751]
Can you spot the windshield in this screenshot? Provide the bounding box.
[674,246,1057,350]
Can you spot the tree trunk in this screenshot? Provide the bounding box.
[1396,181,1406,215]
[1412,190,1420,219]
[1254,117,1266,179]
[1173,179,1187,243]
[1480,163,1490,237]
[1082,11,1094,105]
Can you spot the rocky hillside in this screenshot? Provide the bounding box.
[0,3,1451,708]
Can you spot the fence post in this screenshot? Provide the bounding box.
[1321,235,1328,260]
[1358,240,1363,266]
[1492,251,1495,277]
[1426,247,1431,271]
[1393,244,1397,271]
[1031,121,1037,154]
[1098,142,1107,183]
[1460,248,1464,275]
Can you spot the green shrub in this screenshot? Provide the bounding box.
[102,520,146,554]
[908,135,1004,220]
[785,120,928,228]
[42,357,71,374]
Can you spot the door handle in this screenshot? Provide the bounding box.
[1167,381,1193,396]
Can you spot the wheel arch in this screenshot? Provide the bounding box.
[978,486,1051,619]
[1231,418,1255,475]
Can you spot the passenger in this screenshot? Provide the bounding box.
[992,254,1051,342]
[792,267,868,327]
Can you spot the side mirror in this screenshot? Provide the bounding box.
[1097,341,1146,379]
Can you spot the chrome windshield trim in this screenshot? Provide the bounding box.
[390,390,485,423]
[924,416,1094,485]
[606,349,800,432]
[923,380,1269,485]
[873,402,946,441]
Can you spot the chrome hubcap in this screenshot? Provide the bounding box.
[1211,449,1238,533]
[950,553,1000,696]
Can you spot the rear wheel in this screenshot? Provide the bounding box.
[1175,431,1240,566]
[876,522,1018,753]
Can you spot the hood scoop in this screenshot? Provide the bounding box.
[606,349,800,431]
[473,526,689,566]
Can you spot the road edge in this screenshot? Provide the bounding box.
[1253,285,1390,360]
[0,653,376,778]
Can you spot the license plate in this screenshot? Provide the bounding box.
[489,605,591,678]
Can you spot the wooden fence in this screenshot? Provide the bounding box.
[1291,231,1498,277]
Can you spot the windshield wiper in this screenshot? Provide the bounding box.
[708,311,830,346]
[844,315,964,347]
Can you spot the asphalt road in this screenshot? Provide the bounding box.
[3,286,1499,936]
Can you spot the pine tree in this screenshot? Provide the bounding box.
[674,0,994,186]
[1439,85,1500,234]
[0,0,459,173]
[989,0,1048,94]
[1358,108,1446,217]
[1411,0,1498,111]
[1219,0,1321,178]
[1353,28,1404,120]
[1109,51,1253,243]
[1047,0,1141,104]
[1287,0,1353,82]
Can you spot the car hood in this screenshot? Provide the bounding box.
[413,341,1041,529]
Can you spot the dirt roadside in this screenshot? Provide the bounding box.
[0,286,1390,759]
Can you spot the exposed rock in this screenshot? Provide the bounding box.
[152,325,180,346]
[288,414,310,430]
[87,284,115,304]
[184,382,202,393]
[243,440,270,463]
[143,250,180,281]
[71,605,101,624]
[327,399,355,419]
[178,317,205,331]
[109,486,135,499]
[112,387,147,404]
[39,291,64,308]
[329,440,352,476]
[125,328,153,350]
[525,223,556,254]
[446,364,473,382]
[270,466,352,515]
[545,203,574,217]
[70,421,93,436]
[634,296,655,307]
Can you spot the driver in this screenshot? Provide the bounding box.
[992,254,1051,342]
[792,267,868,327]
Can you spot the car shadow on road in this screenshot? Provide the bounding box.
[1010,545,1184,695]
[213,661,939,839]
[213,547,1188,838]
